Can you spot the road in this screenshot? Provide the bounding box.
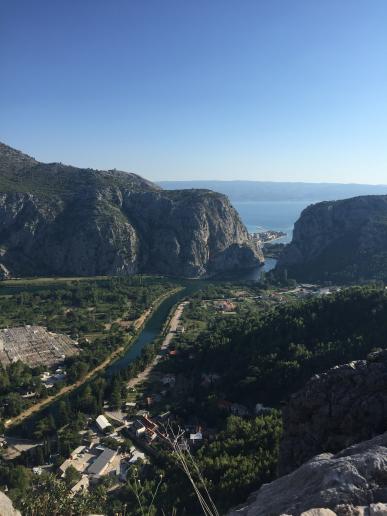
[161,300,188,350]
[5,343,126,429]
[4,289,180,430]
[127,301,188,389]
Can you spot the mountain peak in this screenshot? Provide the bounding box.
[0,141,160,196]
[0,141,38,173]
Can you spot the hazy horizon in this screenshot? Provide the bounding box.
[1,0,386,183]
[159,179,387,186]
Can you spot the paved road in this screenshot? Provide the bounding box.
[161,301,188,350]
[127,301,188,389]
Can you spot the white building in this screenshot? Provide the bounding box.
[96,415,112,433]
[129,449,146,464]
[189,432,203,443]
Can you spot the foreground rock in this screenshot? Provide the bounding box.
[0,491,21,516]
[228,433,387,516]
[280,349,387,474]
[0,142,263,278]
[276,195,387,282]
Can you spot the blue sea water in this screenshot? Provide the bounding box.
[233,200,317,243]
[230,200,318,277]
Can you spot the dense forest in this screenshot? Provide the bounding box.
[192,286,387,406]
[0,276,176,336]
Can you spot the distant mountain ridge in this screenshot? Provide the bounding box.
[0,143,263,278]
[159,180,387,202]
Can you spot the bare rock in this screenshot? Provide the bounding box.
[280,350,387,474]
[228,433,387,516]
[0,491,21,515]
[276,195,387,282]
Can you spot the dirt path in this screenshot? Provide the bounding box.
[5,345,125,428]
[4,289,181,430]
[127,301,188,390]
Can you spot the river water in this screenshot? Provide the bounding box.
[107,255,277,376]
[107,283,203,375]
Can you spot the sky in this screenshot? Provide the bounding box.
[1,0,386,183]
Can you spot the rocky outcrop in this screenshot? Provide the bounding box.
[0,491,21,516]
[276,196,387,282]
[279,350,387,475]
[228,433,387,516]
[228,350,387,516]
[0,142,263,278]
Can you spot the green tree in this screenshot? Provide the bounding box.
[64,465,81,487]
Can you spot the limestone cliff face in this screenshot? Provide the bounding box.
[121,189,261,277]
[229,433,387,516]
[279,349,387,475]
[0,143,263,277]
[229,351,387,516]
[276,196,387,282]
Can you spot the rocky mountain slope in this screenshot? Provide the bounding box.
[276,195,387,282]
[279,349,387,475]
[0,142,263,278]
[229,350,387,516]
[229,433,387,516]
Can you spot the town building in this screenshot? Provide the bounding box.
[189,432,203,444]
[96,415,112,433]
[87,447,118,480]
[215,300,236,312]
[70,475,89,495]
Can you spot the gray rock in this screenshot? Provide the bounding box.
[279,350,387,474]
[228,434,387,516]
[370,504,387,516]
[0,142,263,278]
[276,195,387,282]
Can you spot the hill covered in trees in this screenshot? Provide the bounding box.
[159,180,387,202]
[192,286,387,406]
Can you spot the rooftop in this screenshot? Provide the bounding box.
[96,415,111,431]
[87,448,117,477]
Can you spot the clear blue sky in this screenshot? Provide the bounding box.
[1,0,386,183]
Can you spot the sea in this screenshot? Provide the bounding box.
[232,200,317,277]
[233,200,316,244]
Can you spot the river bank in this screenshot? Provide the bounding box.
[4,287,183,430]
[107,283,202,374]
[126,301,188,390]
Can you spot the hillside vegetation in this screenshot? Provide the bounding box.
[192,286,387,405]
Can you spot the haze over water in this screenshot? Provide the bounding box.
[233,200,315,243]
